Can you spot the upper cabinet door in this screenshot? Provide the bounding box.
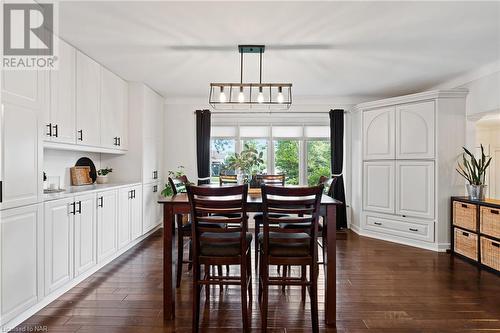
[100,67,121,149]
[48,39,76,144]
[117,78,128,150]
[76,51,101,146]
[363,107,395,160]
[396,161,435,219]
[396,101,435,159]
[1,69,45,111]
[363,161,395,214]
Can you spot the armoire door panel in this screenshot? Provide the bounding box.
[363,161,395,214]
[363,107,395,160]
[396,101,435,159]
[396,161,435,219]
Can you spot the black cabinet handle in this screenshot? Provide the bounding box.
[98,196,103,208]
[374,222,382,226]
[70,202,76,215]
[133,189,136,198]
[46,123,52,137]
[153,185,158,193]
[409,228,418,232]
[128,190,132,199]
[490,209,499,215]
[77,201,82,214]
[77,130,83,141]
[114,137,118,146]
[53,124,58,138]
[118,137,121,146]
[492,242,500,248]
[0,180,3,203]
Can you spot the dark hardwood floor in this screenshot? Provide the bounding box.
[13,229,500,333]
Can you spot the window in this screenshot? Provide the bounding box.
[274,140,300,185]
[307,140,331,185]
[242,139,268,174]
[210,138,236,182]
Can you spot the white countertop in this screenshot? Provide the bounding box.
[43,182,142,201]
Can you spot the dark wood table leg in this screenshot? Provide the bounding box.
[163,204,175,321]
[325,205,336,325]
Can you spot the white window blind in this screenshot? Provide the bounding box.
[239,126,270,138]
[211,126,237,137]
[304,126,330,138]
[272,126,303,138]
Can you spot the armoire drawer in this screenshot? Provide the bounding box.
[364,214,434,243]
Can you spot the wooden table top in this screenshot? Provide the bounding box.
[158,192,342,206]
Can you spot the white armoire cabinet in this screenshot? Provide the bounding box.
[76,50,101,147]
[1,69,44,210]
[96,190,118,262]
[353,89,468,252]
[45,38,76,144]
[0,204,43,325]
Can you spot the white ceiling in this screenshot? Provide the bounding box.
[58,1,500,100]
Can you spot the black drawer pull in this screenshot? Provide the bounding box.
[374,222,382,226]
[409,228,418,232]
[462,231,469,237]
[53,124,58,138]
[490,209,499,215]
[492,242,500,248]
[461,204,468,208]
[46,123,52,136]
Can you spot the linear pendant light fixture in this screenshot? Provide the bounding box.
[209,45,292,110]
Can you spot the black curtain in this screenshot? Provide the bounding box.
[196,109,211,185]
[330,109,347,229]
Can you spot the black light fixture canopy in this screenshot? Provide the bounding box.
[209,44,292,110]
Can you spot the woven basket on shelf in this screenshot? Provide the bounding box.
[480,236,500,271]
[480,206,500,239]
[454,228,478,260]
[453,202,477,231]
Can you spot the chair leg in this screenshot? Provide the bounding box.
[241,259,249,332]
[301,265,307,302]
[192,264,201,333]
[176,233,184,288]
[261,258,269,333]
[247,250,253,304]
[258,250,263,305]
[282,265,287,292]
[309,264,319,333]
[217,265,223,292]
[254,221,260,269]
[204,264,210,302]
[188,240,193,271]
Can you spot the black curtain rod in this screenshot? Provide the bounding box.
[194,111,350,115]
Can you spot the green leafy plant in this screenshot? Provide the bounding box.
[225,143,264,175]
[161,166,193,197]
[97,167,113,176]
[456,145,492,185]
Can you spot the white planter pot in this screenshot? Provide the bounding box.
[96,175,109,184]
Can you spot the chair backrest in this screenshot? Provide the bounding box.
[187,185,249,256]
[318,175,337,198]
[219,174,238,186]
[259,174,286,186]
[168,175,189,195]
[261,184,323,258]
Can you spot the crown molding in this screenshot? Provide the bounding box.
[429,60,500,90]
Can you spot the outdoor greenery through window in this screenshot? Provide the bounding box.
[210,125,331,185]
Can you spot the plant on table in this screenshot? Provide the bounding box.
[456,145,492,200]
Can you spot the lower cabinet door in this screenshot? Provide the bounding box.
[130,185,143,240]
[0,204,43,325]
[118,188,132,249]
[142,183,160,234]
[396,161,435,219]
[74,193,97,277]
[44,197,74,294]
[97,190,118,262]
[363,161,395,214]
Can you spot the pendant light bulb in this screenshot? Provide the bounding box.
[257,87,264,103]
[238,86,245,103]
[219,86,226,103]
[277,86,284,104]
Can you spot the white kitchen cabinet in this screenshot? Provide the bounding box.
[363,161,395,214]
[44,198,74,294]
[76,50,101,147]
[130,186,143,240]
[142,182,161,234]
[118,185,143,248]
[100,67,128,150]
[396,161,435,220]
[97,190,118,262]
[46,38,76,144]
[143,137,160,184]
[364,213,435,243]
[74,193,97,277]
[0,204,43,325]
[363,106,395,160]
[396,101,435,159]
[1,68,45,111]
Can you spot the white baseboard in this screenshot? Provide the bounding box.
[349,223,361,235]
[1,225,162,332]
[353,227,442,252]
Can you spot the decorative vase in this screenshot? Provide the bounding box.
[96,175,109,184]
[466,184,487,201]
[236,170,244,185]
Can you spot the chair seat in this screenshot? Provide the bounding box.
[181,222,226,232]
[254,213,290,224]
[279,222,324,231]
[200,232,253,257]
[211,213,241,219]
[258,232,310,257]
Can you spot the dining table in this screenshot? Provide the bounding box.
[158,191,342,326]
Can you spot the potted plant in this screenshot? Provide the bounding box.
[225,143,264,185]
[456,145,492,200]
[161,166,193,197]
[96,167,113,184]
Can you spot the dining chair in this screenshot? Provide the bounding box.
[187,184,252,332]
[258,184,323,333]
[168,176,226,288]
[253,174,289,268]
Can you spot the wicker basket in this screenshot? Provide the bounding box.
[454,228,478,261]
[453,201,477,231]
[480,236,500,271]
[480,206,500,239]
